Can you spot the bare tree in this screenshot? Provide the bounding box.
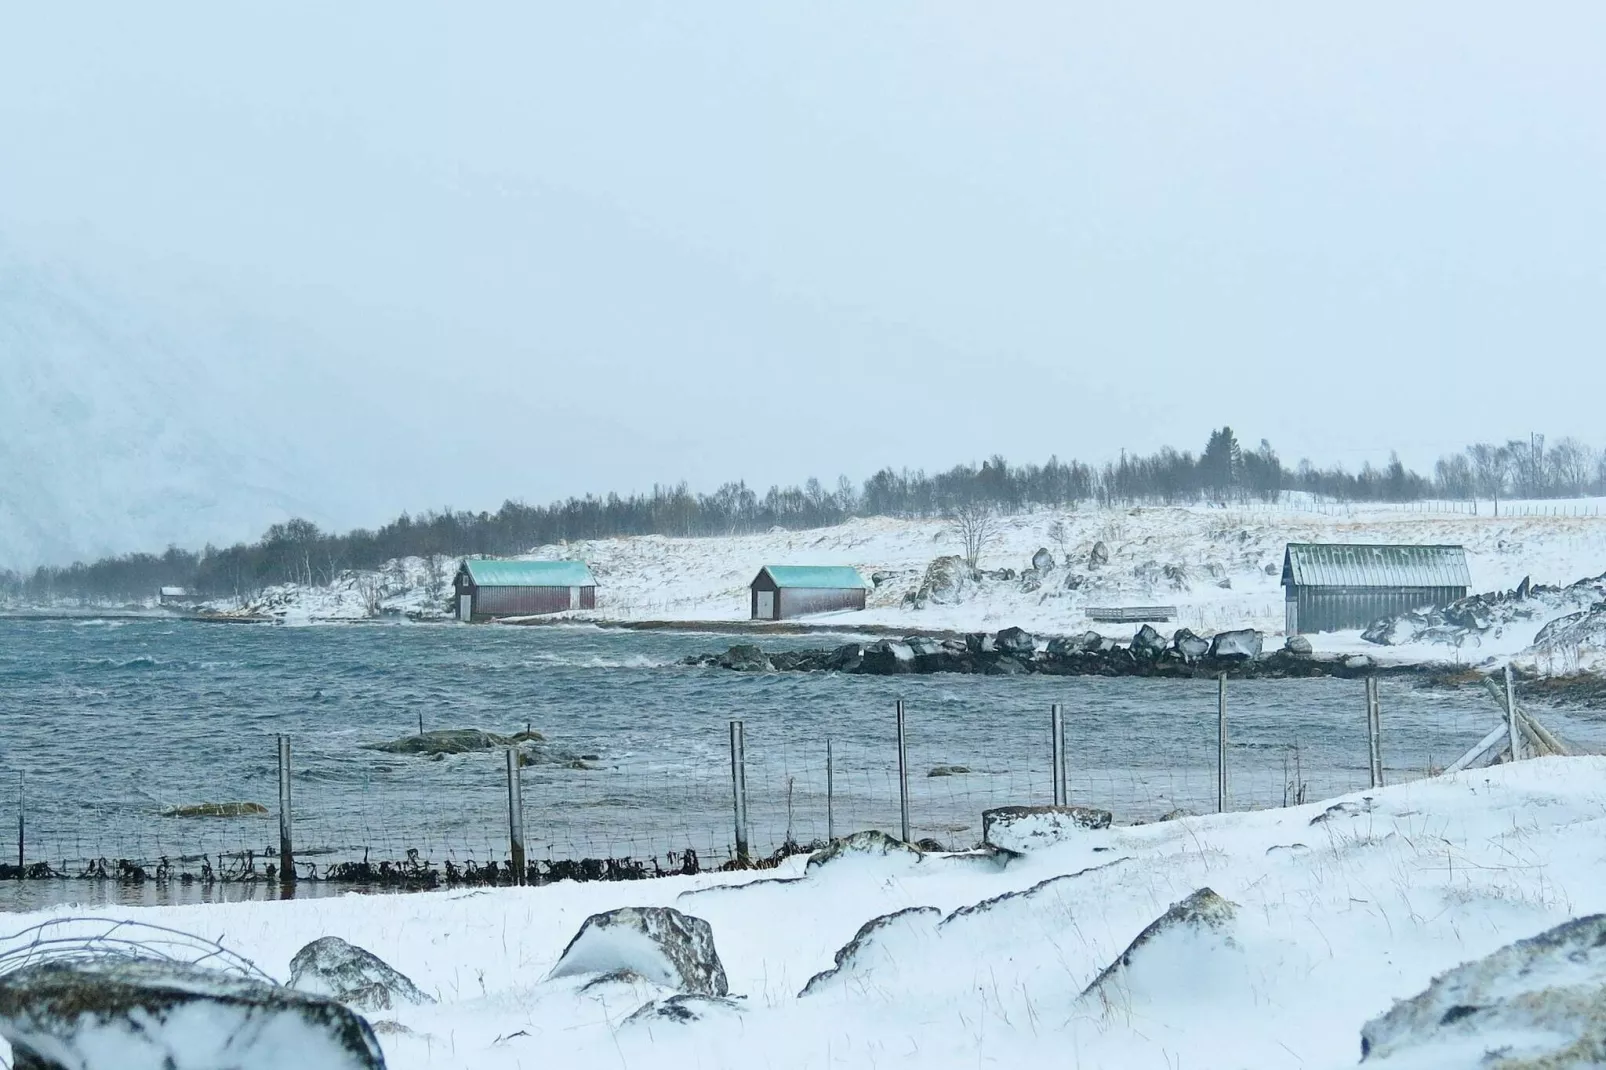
[948,501,1000,569]
[423,553,446,602]
[1047,517,1073,562]
[1467,442,1511,517]
[354,572,384,617]
[1547,437,1596,497]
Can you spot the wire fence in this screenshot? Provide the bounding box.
[5,672,1595,904]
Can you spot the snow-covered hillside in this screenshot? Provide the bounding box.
[211,498,1606,665]
[0,247,338,569]
[4,757,1605,1069]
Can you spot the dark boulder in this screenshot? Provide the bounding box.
[994,627,1038,655]
[1208,629,1263,660]
[1031,547,1055,572]
[1283,635,1313,656]
[717,644,773,672]
[826,643,865,673]
[363,728,543,756]
[1088,541,1110,568]
[1131,624,1166,659]
[859,639,916,674]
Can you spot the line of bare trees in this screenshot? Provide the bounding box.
[5,429,1603,603]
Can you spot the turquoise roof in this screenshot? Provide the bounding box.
[757,565,867,590]
[462,559,597,587]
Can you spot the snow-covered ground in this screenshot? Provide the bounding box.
[5,756,1605,1069]
[212,498,1606,668]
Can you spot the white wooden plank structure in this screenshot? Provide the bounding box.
[1446,665,1572,773]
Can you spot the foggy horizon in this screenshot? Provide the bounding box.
[3,3,1604,567]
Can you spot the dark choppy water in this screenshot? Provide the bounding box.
[1,618,1597,902]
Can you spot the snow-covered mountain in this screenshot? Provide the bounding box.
[0,247,334,569]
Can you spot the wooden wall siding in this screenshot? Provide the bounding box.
[776,587,868,619]
[1285,585,1467,634]
[473,585,596,617]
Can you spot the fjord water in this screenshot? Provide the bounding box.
[1,618,1595,903]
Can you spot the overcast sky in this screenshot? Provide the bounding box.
[3,2,1603,530]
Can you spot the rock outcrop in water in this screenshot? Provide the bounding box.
[363,728,544,756]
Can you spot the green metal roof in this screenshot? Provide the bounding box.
[1281,543,1470,589]
[462,559,597,588]
[757,565,868,590]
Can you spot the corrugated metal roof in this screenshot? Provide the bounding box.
[758,565,868,590]
[1281,543,1471,589]
[462,559,597,588]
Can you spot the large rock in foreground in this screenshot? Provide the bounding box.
[982,805,1112,854]
[548,907,727,997]
[0,959,385,1070]
[1360,913,1606,1066]
[289,937,433,1012]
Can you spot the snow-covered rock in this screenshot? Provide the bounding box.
[1172,627,1212,661]
[1360,914,1606,1067]
[914,556,970,608]
[1209,629,1263,660]
[288,937,433,1012]
[622,993,746,1026]
[1284,634,1314,655]
[1081,887,1239,1003]
[1031,547,1055,572]
[806,830,922,871]
[798,907,942,997]
[0,959,384,1070]
[982,805,1112,854]
[548,907,728,997]
[1363,572,1606,652]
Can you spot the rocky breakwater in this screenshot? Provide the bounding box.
[685,627,1395,679]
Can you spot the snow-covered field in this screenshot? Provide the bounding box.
[218,498,1606,668]
[6,756,1606,1069]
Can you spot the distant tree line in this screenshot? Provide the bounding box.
[5,429,1602,603]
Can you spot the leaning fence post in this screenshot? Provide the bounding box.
[505,747,526,885]
[1051,704,1067,806]
[730,720,749,863]
[1505,664,1522,762]
[896,700,911,844]
[1216,674,1228,813]
[826,738,835,842]
[277,735,295,887]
